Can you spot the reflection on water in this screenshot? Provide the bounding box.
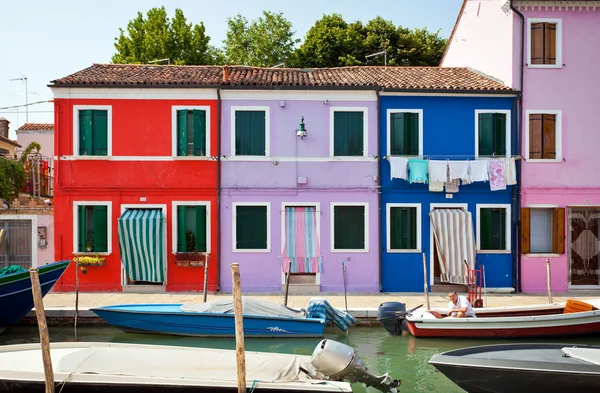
[2,325,600,393]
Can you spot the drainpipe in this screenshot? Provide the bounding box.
[376,88,383,292]
[216,85,222,292]
[510,0,525,293]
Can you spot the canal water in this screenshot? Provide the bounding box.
[2,325,600,392]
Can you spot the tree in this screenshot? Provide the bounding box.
[19,141,41,165]
[112,7,216,65]
[0,158,26,204]
[223,11,299,67]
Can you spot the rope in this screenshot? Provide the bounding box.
[248,379,259,393]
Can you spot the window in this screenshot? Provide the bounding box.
[175,205,208,252]
[233,204,269,251]
[233,108,268,156]
[527,111,561,161]
[75,204,109,253]
[528,19,562,68]
[76,108,109,156]
[388,110,421,156]
[477,205,510,252]
[331,109,367,156]
[387,204,421,252]
[521,207,565,255]
[476,111,509,157]
[175,109,207,156]
[331,203,368,251]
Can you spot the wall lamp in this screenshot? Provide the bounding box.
[297,116,307,139]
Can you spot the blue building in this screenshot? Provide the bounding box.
[380,93,519,293]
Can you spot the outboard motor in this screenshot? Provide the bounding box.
[377,301,408,335]
[311,339,401,392]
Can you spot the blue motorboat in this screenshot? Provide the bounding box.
[91,298,357,338]
[0,260,70,332]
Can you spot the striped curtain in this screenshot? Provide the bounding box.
[118,209,165,283]
[281,207,322,273]
[429,208,476,284]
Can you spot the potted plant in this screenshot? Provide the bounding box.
[73,254,105,266]
[174,251,205,267]
[85,235,94,252]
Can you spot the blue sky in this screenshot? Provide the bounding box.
[0,0,462,138]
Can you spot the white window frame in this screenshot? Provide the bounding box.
[72,201,112,256]
[525,204,559,257]
[329,107,369,157]
[230,106,270,157]
[474,110,511,159]
[171,106,211,159]
[527,18,563,69]
[72,105,113,158]
[476,204,511,254]
[524,109,562,163]
[330,202,369,253]
[386,203,422,253]
[171,201,211,254]
[386,109,423,157]
[232,202,271,252]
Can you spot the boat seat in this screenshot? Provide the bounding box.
[563,299,595,314]
[561,347,600,365]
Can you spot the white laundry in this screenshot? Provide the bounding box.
[389,157,408,180]
[448,161,470,184]
[428,160,448,183]
[469,160,489,183]
[429,181,444,192]
[503,157,517,186]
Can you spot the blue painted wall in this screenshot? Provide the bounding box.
[380,95,518,292]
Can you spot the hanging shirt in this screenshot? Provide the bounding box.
[448,295,477,318]
[389,157,409,180]
[408,159,429,184]
[488,159,507,191]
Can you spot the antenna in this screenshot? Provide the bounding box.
[9,76,28,122]
[271,63,285,68]
[149,58,171,65]
[365,51,387,67]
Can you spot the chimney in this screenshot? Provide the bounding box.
[223,65,229,82]
[0,118,9,138]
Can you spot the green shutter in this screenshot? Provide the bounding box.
[93,205,108,252]
[177,206,187,252]
[480,208,506,250]
[177,110,187,156]
[78,205,86,252]
[334,112,364,156]
[334,206,365,249]
[195,205,207,252]
[92,110,108,156]
[390,207,417,250]
[406,113,419,155]
[390,113,405,156]
[493,113,507,156]
[478,113,494,156]
[235,111,266,156]
[79,110,93,156]
[193,110,206,156]
[390,113,419,156]
[480,208,493,250]
[236,206,267,249]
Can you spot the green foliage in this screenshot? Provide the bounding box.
[186,231,196,252]
[19,141,42,165]
[0,158,26,203]
[223,11,299,67]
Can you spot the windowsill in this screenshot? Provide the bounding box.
[232,249,270,253]
[73,251,111,256]
[171,251,210,255]
[172,156,214,160]
[475,155,511,160]
[331,249,369,253]
[387,155,422,158]
[387,249,422,254]
[524,253,560,258]
[524,158,562,163]
[477,250,511,254]
[72,155,110,160]
[527,64,562,69]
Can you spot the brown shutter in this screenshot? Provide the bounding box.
[544,23,557,65]
[551,208,558,253]
[542,114,556,159]
[521,208,531,254]
[555,207,565,254]
[529,114,543,159]
[530,23,545,65]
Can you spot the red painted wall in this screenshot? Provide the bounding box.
[53,97,219,292]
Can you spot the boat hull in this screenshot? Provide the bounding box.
[92,304,326,337]
[0,260,70,330]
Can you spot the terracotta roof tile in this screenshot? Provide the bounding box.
[50,64,513,92]
[0,135,21,148]
[16,123,54,131]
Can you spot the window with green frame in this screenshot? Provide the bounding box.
[390,112,419,156]
[333,111,364,156]
[389,206,418,250]
[333,205,365,250]
[235,205,268,250]
[78,110,108,156]
[235,110,266,156]
[177,110,207,156]
[77,205,108,252]
[176,205,207,252]
[478,113,507,157]
[479,207,507,251]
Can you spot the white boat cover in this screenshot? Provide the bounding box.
[179,297,306,319]
[561,347,600,366]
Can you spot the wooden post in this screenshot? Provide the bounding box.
[342,261,348,313]
[202,255,209,303]
[74,257,79,341]
[231,263,246,393]
[283,260,292,306]
[30,267,55,393]
[546,259,553,304]
[422,253,430,310]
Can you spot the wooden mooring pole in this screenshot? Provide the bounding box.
[422,253,430,310]
[283,260,291,306]
[231,263,246,393]
[546,259,553,304]
[74,258,79,341]
[30,267,55,393]
[202,255,209,303]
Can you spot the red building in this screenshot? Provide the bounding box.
[51,64,220,292]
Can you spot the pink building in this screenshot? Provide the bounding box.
[442,0,600,292]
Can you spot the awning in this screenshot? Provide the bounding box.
[118,209,165,283]
[429,208,476,284]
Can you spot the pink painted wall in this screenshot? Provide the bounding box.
[36,213,55,266]
[16,130,54,166]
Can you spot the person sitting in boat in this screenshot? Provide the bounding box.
[446,290,477,318]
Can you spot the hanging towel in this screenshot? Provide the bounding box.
[408,159,429,184]
[469,160,489,183]
[448,161,470,184]
[428,160,448,183]
[429,181,444,192]
[444,179,460,193]
[488,160,507,191]
[503,157,517,186]
[389,157,409,180]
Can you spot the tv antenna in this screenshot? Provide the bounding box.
[366,51,387,67]
[9,76,29,122]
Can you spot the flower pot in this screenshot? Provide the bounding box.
[174,260,204,268]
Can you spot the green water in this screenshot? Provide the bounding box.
[2,325,600,392]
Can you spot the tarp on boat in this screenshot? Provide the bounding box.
[0,265,26,276]
[306,298,357,332]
